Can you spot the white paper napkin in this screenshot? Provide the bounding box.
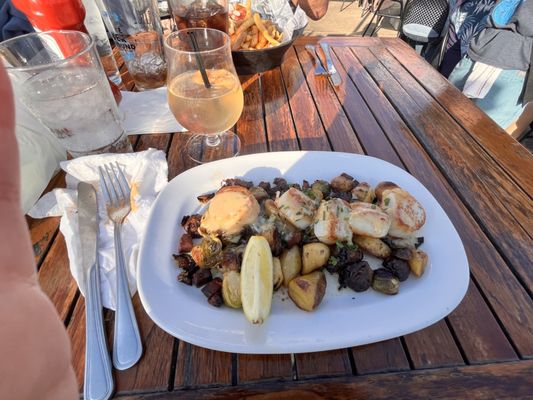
[28,149,168,310]
[119,87,188,135]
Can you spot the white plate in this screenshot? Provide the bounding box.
[138,151,469,354]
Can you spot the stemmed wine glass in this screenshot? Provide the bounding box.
[164,28,243,163]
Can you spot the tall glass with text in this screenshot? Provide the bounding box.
[164,28,243,163]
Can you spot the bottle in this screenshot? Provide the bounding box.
[12,0,123,103]
[82,0,122,85]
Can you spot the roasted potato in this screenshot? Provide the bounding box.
[409,249,428,277]
[353,235,391,259]
[288,271,327,311]
[222,271,242,308]
[280,245,302,286]
[302,243,330,274]
[273,257,283,290]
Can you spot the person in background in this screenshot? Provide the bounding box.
[448,0,532,132]
[0,0,33,41]
[0,62,77,399]
[291,0,329,20]
[439,0,497,77]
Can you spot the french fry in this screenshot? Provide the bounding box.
[236,17,254,36]
[253,13,280,46]
[246,0,252,15]
[257,31,268,48]
[231,30,247,50]
[229,25,235,35]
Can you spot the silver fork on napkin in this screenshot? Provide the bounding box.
[99,163,142,370]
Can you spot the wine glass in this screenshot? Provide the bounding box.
[164,28,243,163]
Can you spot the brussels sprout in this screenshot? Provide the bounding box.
[249,186,269,201]
[339,261,373,292]
[311,180,330,196]
[372,269,400,295]
[191,235,223,268]
[383,258,410,282]
[331,173,356,192]
[351,182,375,203]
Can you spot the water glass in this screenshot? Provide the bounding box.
[97,0,167,90]
[0,30,131,157]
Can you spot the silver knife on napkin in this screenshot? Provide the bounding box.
[320,42,342,87]
[79,182,114,400]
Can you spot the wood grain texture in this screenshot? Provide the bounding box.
[66,297,89,391]
[280,47,330,151]
[295,46,364,154]
[332,45,530,360]
[174,342,232,388]
[261,68,299,152]
[237,75,269,155]
[295,350,352,379]
[37,234,79,322]
[383,38,533,196]
[121,360,533,400]
[358,47,533,289]
[351,338,410,374]
[238,354,293,383]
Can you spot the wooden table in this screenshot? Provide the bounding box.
[29,37,533,399]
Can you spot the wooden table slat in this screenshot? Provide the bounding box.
[280,47,330,151]
[294,46,364,155]
[295,350,353,379]
[174,343,232,388]
[351,338,411,374]
[237,354,293,383]
[332,45,533,358]
[121,360,533,400]
[383,38,533,196]
[261,68,300,152]
[356,46,533,289]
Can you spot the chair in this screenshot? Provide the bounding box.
[362,0,408,37]
[401,0,449,59]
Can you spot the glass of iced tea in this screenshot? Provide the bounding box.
[164,28,243,163]
[169,0,229,33]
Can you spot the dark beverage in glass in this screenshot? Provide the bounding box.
[170,0,228,33]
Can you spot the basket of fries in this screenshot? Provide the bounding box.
[229,0,307,74]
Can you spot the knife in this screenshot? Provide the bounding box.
[320,42,342,87]
[79,182,114,400]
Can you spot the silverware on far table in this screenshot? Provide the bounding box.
[79,182,114,400]
[99,163,143,370]
[305,44,328,76]
[320,42,342,86]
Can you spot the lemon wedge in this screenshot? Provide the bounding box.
[240,236,273,324]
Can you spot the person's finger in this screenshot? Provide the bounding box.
[0,61,19,204]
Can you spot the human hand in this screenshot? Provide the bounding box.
[0,62,77,400]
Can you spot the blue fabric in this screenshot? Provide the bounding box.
[491,0,523,26]
[448,57,527,128]
[0,0,34,42]
[440,0,497,77]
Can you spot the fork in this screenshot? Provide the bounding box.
[99,162,142,370]
[305,45,328,76]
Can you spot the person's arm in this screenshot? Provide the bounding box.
[292,0,329,21]
[0,62,77,400]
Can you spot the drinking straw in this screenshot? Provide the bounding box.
[187,31,211,89]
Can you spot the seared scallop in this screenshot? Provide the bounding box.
[349,202,391,238]
[313,198,352,244]
[201,185,260,237]
[378,185,426,238]
[275,187,317,229]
